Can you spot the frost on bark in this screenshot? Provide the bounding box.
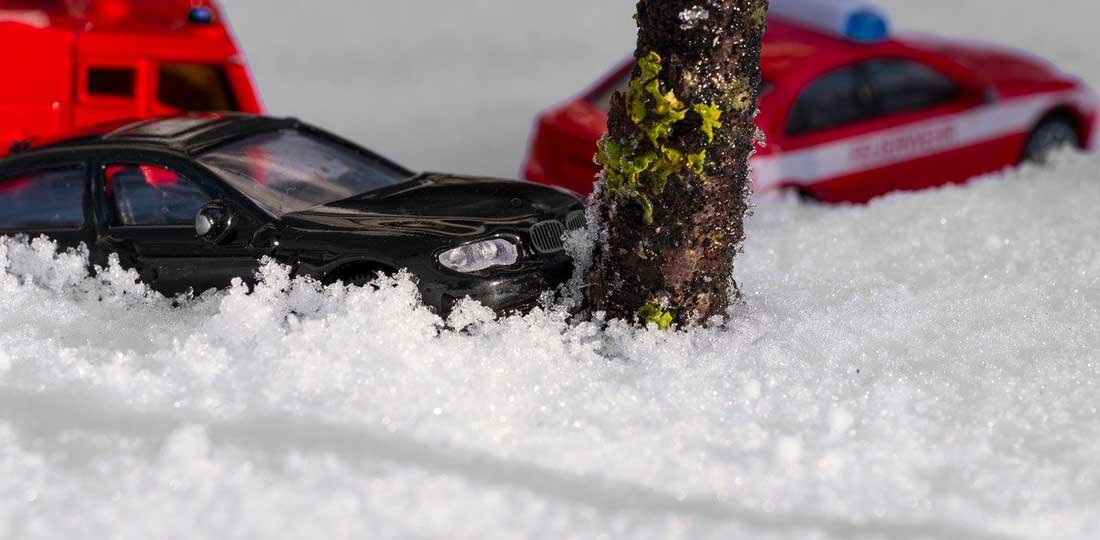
[584,0,770,328]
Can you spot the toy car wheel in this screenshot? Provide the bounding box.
[347,270,393,288]
[1023,117,1080,164]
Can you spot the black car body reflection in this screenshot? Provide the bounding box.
[0,114,585,313]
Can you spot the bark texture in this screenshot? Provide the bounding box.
[585,0,769,327]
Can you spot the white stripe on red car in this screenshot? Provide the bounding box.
[752,88,1097,190]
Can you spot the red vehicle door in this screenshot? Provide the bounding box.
[767,57,990,202]
[847,58,993,195]
[0,21,75,148]
[764,64,879,201]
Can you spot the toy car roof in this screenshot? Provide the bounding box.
[760,18,910,81]
[7,114,299,156]
[594,17,917,89]
[0,0,228,33]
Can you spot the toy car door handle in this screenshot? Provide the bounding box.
[250,225,280,253]
[102,236,135,251]
[99,237,141,267]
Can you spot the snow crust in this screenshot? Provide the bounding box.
[4,154,1100,538]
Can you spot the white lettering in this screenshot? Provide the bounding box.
[752,89,1096,190]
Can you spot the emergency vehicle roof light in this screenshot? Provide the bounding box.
[844,9,888,43]
[188,6,213,24]
[770,0,891,44]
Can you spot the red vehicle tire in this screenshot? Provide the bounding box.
[1023,115,1081,163]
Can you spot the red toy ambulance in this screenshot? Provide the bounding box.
[524,0,1100,203]
[0,0,262,156]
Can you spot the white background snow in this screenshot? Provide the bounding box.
[2,1,1100,538]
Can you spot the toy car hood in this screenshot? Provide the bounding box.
[280,173,580,237]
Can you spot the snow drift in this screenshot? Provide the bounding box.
[3,153,1100,539]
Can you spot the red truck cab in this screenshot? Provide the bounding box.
[0,0,262,156]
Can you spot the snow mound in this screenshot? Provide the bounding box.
[2,153,1100,539]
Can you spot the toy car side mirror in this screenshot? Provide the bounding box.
[195,201,234,244]
[983,86,999,104]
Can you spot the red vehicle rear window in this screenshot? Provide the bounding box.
[157,63,239,112]
[87,68,136,98]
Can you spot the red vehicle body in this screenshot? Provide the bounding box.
[0,0,262,157]
[524,17,1100,203]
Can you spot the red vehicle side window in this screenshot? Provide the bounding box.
[787,67,874,136]
[87,68,136,98]
[0,166,86,229]
[104,165,211,226]
[157,64,240,112]
[862,59,959,117]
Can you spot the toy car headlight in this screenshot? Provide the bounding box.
[438,239,519,273]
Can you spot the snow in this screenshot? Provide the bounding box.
[679,6,711,31]
[3,1,1100,538]
[5,153,1100,538]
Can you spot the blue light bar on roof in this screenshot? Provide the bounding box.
[770,0,891,43]
[188,6,214,25]
[843,9,889,42]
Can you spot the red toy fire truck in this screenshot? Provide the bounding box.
[524,0,1100,203]
[0,0,262,156]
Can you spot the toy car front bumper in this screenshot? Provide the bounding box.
[420,257,574,315]
[1089,112,1100,152]
[1083,87,1100,152]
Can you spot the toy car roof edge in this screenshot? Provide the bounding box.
[0,0,231,35]
[581,17,910,94]
[5,114,300,157]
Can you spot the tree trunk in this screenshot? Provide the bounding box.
[584,0,769,328]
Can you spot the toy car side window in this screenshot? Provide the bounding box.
[157,64,240,112]
[87,68,136,98]
[862,59,959,116]
[104,165,211,226]
[0,165,86,230]
[786,67,873,135]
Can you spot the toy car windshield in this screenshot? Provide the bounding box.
[198,128,414,216]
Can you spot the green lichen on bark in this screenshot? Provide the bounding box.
[751,2,768,30]
[693,103,723,142]
[637,304,674,330]
[594,52,722,225]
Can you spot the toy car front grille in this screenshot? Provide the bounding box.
[529,220,567,254]
[565,210,586,231]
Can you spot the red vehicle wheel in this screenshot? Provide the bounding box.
[1023,116,1081,163]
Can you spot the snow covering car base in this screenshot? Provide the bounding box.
[0,114,584,313]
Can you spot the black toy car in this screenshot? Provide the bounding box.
[0,114,586,313]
